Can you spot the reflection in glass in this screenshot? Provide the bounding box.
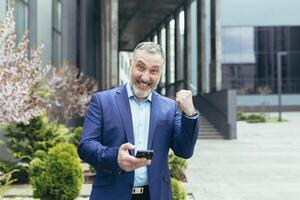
[179,10,185,34]
[222,26,300,94]
[176,10,185,89]
[222,26,255,64]
[189,0,198,95]
[153,34,158,44]
[53,0,62,31]
[52,0,62,67]
[0,1,7,21]
[159,26,166,95]
[14,0,28,43]
[52,31,62,67]
[168,19,175,84]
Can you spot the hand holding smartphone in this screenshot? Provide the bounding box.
[135,150,154,160]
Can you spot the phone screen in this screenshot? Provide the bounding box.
[135,150,154,160]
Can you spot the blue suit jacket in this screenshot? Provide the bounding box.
[78,85,199,200]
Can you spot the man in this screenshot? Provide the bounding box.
[78,42,199,200]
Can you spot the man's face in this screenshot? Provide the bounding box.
[129,50,164,99]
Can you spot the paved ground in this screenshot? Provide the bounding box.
[2,184,91,199]
[3,112,300,200]
[184,112,300,200]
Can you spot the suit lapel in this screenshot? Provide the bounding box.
[148,92,159,149]
[115,86,135,155]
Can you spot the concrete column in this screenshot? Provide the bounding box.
[174,12,179,92]
[183,4,190,89]
[210,0,222,91]
[100,0,118,90]
[197,0,206,94]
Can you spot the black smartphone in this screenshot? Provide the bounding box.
[135,150,154,160]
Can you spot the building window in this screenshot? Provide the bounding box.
[0,1,7,21]
[222,26,300,94]
[168,19,175,84]
[159,26,166,95]
[8,0,29,43]
[176,10,185,86]
[52,0,62,67]
[153,34,158,44]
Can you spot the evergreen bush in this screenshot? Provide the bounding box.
[246,114,266,123]
[30,143,83,200]
[237,112,247,121]
[171,178,186,200]
[168,152,187,182]
[69,127,82,147]
[3,114,68,183]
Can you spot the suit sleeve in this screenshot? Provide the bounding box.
[78,94,120,174]
[170,103,199,159]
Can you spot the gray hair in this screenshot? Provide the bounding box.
[132,42,165,63]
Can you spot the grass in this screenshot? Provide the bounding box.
[237,112,288,123]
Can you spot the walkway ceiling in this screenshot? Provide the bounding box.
[119,0,186,51]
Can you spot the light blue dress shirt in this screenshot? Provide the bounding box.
[126,83,152,186]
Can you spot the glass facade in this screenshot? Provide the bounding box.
[222,26,300,94]
[177,10,185,85]
[159,26,166,95]
[52,0,62,67]
[0,1,6,21]
[139,0,198,97]
[168,19,175,84]
[12,0,28,43]
[0,0,29,44]
[189,0,198,95]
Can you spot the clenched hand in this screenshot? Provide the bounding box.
[176,90,196,116]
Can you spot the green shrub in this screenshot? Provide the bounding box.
[171,178,186,200]
[3,114,69,183]
[246,114,266,123]
[30,143,83,200]
[237,112,247,121]
[169,152,187,182]
[69,127,82,147]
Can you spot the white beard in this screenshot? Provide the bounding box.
[128,67,160,98]
[132,84,151,98]
[129,78,160,98]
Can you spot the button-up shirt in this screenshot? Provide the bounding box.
[126,83,152,186]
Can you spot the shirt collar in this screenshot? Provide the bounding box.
[126,83,152,102]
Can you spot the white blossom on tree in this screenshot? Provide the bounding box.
[0,8,51,125]
[0,8,97,126]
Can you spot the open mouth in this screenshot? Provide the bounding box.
[136,80,151,90]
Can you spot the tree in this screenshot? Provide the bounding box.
[47,62,97,124]
[0,8,97,125]
[0,7,51,125]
